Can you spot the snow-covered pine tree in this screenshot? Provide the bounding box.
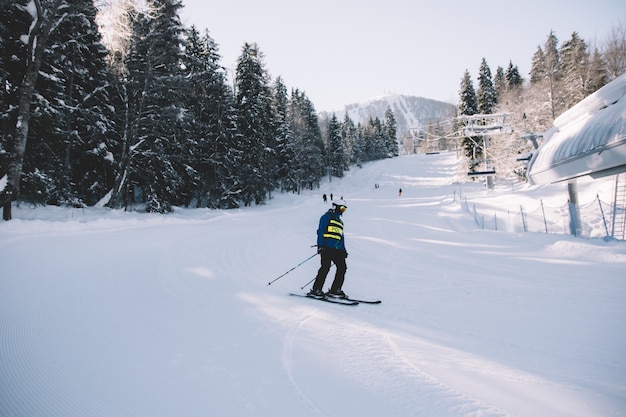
[1,0,112,214]
[586,48,609,95]
[340,113,358,167]
[272,76,295,193]
[383,106,398,158]
[287,89,324,192]
[459,70,478,116]
[182,26,238,208]
[529,46,546,85]
[301,93,325,190]
[477,58,497,115]
[525,31,565,130]
[458,70,481,172]
[505,61,523,90]
[0,0,78,219]
[109,0,190,212]
[285,89,307,193]
[543,30,564,120]
[234,42,276,206]
[560,32,590,109]
[327,114,345,178]
[494,66,506,98]
[23,0,117,207]
[362,118,377,162]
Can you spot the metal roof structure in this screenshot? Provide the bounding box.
[527,73,626,185]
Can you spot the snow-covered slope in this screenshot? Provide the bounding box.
[1,153,624,417]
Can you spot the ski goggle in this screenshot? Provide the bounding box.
[337,205,347,213]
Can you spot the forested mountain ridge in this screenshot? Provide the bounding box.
[320,94,457,139]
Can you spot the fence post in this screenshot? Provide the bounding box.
[540,199,548,233]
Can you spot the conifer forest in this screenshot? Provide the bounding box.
[0,0,399,217]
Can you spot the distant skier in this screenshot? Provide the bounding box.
[399,188,402,196]
[308,203,349,299]
[323,193,327,203]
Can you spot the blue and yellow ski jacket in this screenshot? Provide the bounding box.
[317,210,345,250]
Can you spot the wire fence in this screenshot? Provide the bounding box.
[454,187,625,240]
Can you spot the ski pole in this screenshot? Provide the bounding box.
[267,253,318,286]
[300,277,316,290]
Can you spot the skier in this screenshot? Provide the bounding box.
[399,188,402,196]
[322,193,327,203]
[308,203,349,298]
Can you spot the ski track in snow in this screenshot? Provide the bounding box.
[1,152,625,417]
[285,313,507,417]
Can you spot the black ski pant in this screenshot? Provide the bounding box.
[312,248,347,292]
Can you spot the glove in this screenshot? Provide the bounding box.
[344,251,348,258]
[317,247,325,254]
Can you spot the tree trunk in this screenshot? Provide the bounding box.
[0,0,64,220]
[108,84,131,209]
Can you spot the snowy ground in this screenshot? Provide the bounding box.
[1,152,625,417]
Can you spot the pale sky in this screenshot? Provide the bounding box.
[179,0,624,112]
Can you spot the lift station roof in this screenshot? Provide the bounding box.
[527,73,626,185]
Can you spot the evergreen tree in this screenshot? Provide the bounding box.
[340,113,358,166]
[22,0,117,207]
[109,0,190,212]
[366,117,386,160]
[0,0,68,219]
[505,61,523,89]
[586,48,609,94]
[526,31,566,124]
[383,106,398,157]
[560,32,590,108]
[544,30,561,80]
[458,70,481,172]
[182,26,238,208]
[529,46,546,84]
[544,30,564,119]
[327,114,345,177]
[234,42,276,206]
[287,89,324,192]
[354,123,366,166]
[477,58,497,114]
[494,66,506,97]
[272,76,294,192]
[459,70,478,116]
[361,121,375,162]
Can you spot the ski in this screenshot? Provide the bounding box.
[343,297,381,304]
[289,293,359,306]
[327,295,382,304]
